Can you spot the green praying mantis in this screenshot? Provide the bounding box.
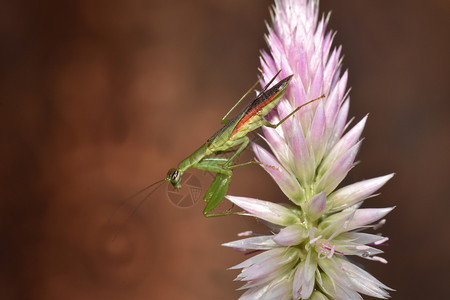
[128,71,324,219]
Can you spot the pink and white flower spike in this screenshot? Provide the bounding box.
[222,0,395,299]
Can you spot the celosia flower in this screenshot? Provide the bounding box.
[222,0,394,299]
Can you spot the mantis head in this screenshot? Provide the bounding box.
[167,168,182,189]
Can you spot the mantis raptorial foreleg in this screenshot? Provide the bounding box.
[194,136,250,217]
[193,157,232,175]
[203,172,233,217]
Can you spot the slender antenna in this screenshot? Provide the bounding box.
[108,178,166,224]
[111,179,166,241]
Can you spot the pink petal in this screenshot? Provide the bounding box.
[309,100,327,162]
[293,251,317,299]
[316,141,361,194]
[329,174,395,212]
[226,195,300,226]
[290,115,315,185]
[222,236,278,250]
[252,143,305,204]
[327,97,349,150]
[324,70,348,128]
[320,115,366,174]
[347,207,395,231]
[305,191,327,221]
[229,247,285,270]
[273,224,308,246]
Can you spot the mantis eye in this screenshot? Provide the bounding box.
[167,168,181,186]
[171,170,179,181]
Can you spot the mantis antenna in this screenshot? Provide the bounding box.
[111,178,166,241]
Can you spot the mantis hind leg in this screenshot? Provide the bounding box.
[263,95,326,128]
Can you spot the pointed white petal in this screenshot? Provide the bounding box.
[310,291,329,300]
[315,142,361,194]
[226,195,300,226]
[320,115,366,175]
[324,71,348,129]
[261,279,292,300]
[309,100,327,163]
[239,285,269,300]
[316,271,337,298]
[318,209,355,238]
[290,114,315,185]
[339,232,389,246]
[305,191,327,221]
[319,257,392,299]
[329,174,394,212]
[346,207,395,231]
[293,251,317,299]
[335,284,364,300]
[229,247,285,270]
[323,46,341,92]
[338,258,393,298]
[222,236,278,250]
[332,239,384,257]
[273,224,308,246]
[237,248,299,282]
[310,58,324,98]
[261,126,289,165]
[327,97,349,150]
[252,143,305,204]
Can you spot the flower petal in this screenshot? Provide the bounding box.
[328,174,394,212]
[318,209,355,238]
[315,141,361,194]
[229,247,285,270]
[310,291,329,300]
[320,114,366,175]
[327,97,349,150]
[261,279,292,300]
[339,232,389,246]
[290,113,315,185]
[273,224,308,246]
[338,258,393,298]
[346,207,395,231]
[253,143,305,204]
[293,250,317,299]
[305,191,327,221]
[309,100,327,163]
[226,195,300,226]
[324,70,348,130]
[316,271,337,298]
[319,257,392,299]
[236,248,299,282]
[222,236,278,250]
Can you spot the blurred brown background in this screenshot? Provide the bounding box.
[0,0,449,299]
